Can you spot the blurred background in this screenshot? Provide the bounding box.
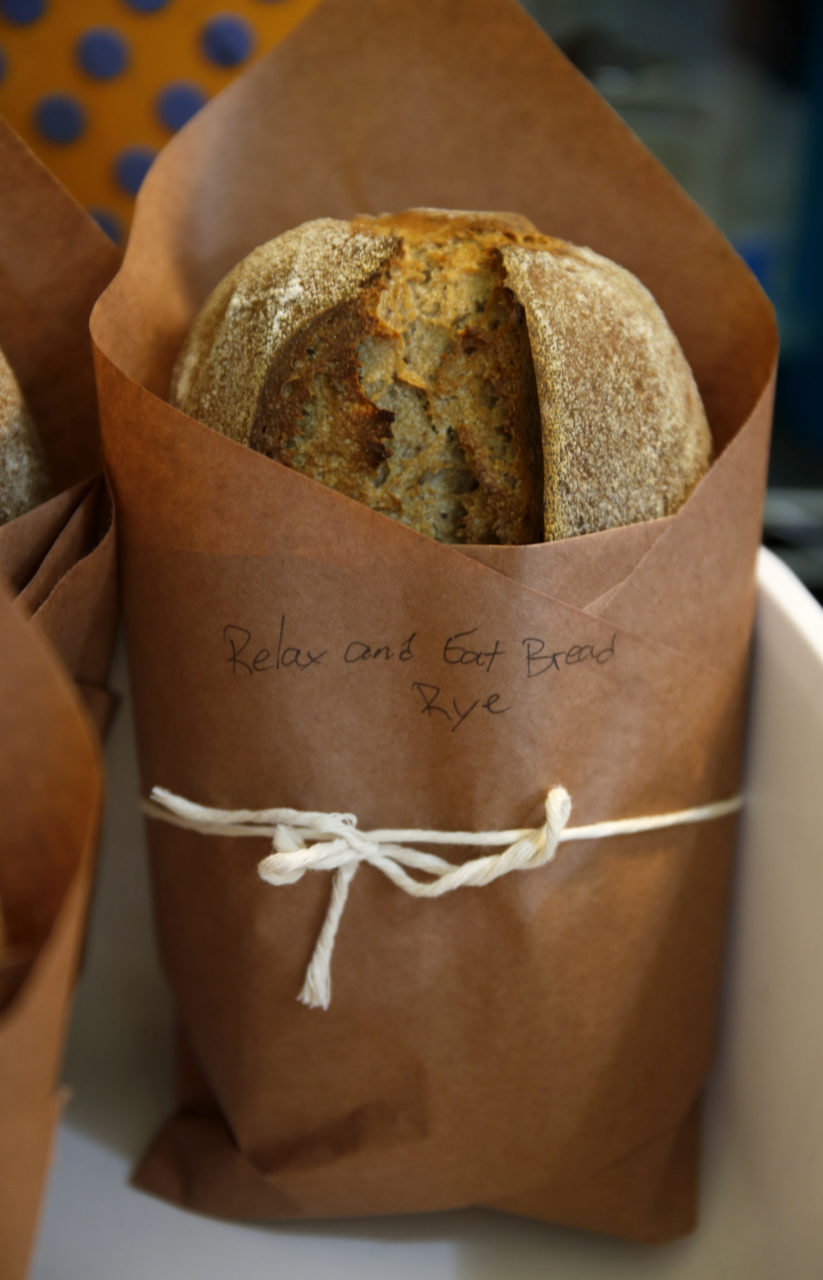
[524,0,823,599]
[0,0,821,595]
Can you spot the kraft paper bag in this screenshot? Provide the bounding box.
[0,119,120,731]
[0,577,103,1280]
[92,0,777,1243]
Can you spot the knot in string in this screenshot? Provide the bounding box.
[143,785,741,1011]
[256,785,573,1007]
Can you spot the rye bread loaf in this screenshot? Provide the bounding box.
[170,209,712,544]
[0,345,51,526]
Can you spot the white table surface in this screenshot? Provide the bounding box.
[31,549,823,1279]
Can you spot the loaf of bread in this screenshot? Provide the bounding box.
[171,210,712,544]
[0,345,51,526]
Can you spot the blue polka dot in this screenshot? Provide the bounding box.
[119,0,168,12]
[33,94,86,145]
[114,145,157,196]
[76,28,129,80]
[0,0,47,24]
[200,14,254,68]
[156,81,207,131]
[89,207,123,244]
[0,47,6,85]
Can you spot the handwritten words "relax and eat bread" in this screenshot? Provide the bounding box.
[222,620,616,730]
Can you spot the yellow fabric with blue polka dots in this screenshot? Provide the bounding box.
[0,0,319,242]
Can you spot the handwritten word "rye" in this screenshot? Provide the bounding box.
[412,681,510,731]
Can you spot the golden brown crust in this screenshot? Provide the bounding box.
[0,346,51,526]
[170,219,397,448]
[501,241,711,538]
[171,210,712,544]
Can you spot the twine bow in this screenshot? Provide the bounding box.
[143,786,741,1010]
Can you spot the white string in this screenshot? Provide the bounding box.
[143,786,742,1010]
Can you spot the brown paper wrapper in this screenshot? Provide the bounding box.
[0,576,102,1280]
[0,122,119,1277]
[92,0,777,1244]
[0,118,120,732]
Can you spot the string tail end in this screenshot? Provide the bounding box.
[298,966,332,1011]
